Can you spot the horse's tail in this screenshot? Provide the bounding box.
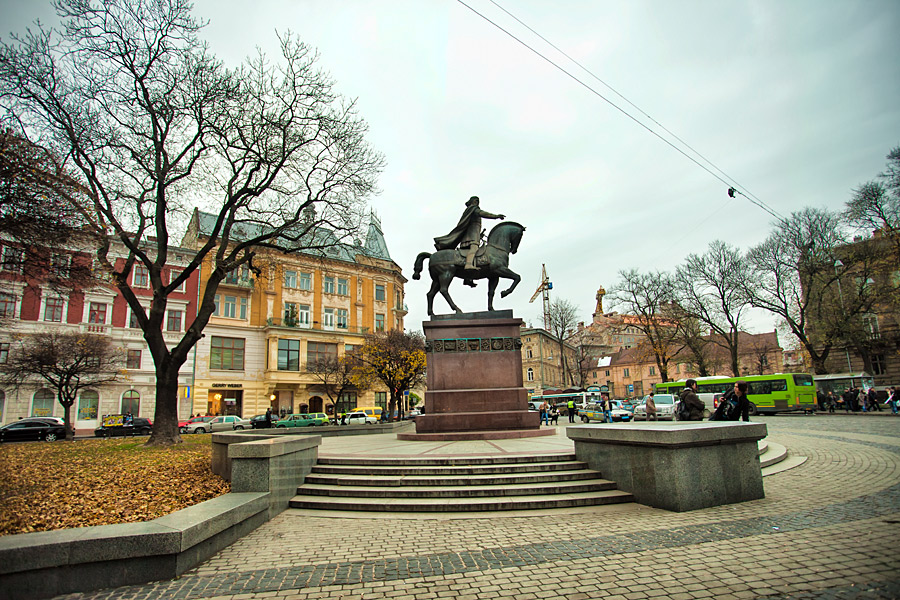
[413,252,431,280]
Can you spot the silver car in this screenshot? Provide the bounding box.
[185,415,251,433]
[633,394,677,421]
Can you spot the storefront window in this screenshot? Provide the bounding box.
[32,388,54,416]
[78,390,99,420]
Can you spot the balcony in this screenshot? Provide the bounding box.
[265,318,370,335]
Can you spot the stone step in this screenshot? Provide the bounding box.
[295,478,620,498]
[316,453,576,467]
[288,489,636,512]
[311,460,587,477]
[759,441,788,468]
[304,468,602,488]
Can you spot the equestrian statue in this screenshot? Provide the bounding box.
[413,196,525,316]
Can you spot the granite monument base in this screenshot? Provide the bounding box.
[399,310,550,441]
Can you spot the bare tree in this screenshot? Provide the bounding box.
[308,353,372,416]
[608,269,680,382]
[0,333,124,440]
[745,208,876,374]
[0,1,383,445]
[845,145,900,262]
[744,335,778,376]
[547,298,580,386]
[674,240,750,376]
[671,313,716,377]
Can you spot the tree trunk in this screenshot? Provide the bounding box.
[60,396,74,441]
[146,361,184,446]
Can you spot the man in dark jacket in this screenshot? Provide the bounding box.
[678,379,705,421]
[712,381,751,421]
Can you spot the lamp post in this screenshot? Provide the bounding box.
[834,260,853,373]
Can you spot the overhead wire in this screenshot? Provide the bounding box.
[454,0,787,223]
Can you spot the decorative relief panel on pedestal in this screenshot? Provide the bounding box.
[425,337,523,353]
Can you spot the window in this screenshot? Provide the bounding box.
[284,302,298,325]
[1,246,23,273]
[32,389,54,417]
[323,276,335,294]
[624,368,630,378]
[211,336,245,370]
[395,290,402,308]
[0,342,9,364]
[862,314,880,340]
[129,308,141,328]
[0,293,16,318]
[375,284,386,302]
[871,354,886,376]
[51,254,70,278]
[78,390,99,420]
[375,313,385,332]
[323,307,334,329]
[166,309,182,332]
[283,270,297,288]
[126,349,141,369]
[299,271,312,291]
[649,366,656,376]
[278,339,301,371]
[44,297,65,322]
[337,278,349,296]
[133,264,149,288]
[240,297,248,319]
[223,295,237,318]
[526,348,533,358]
[375,391,387,407]
[224,265,249,285]
[527,367,534,381]
[336,308,348,329]
[88,302,107,324]
[169,269,186,292]
[307,341,337,366]
[121,390,140,415]
[605,370,610,377]
[298,304,311,327]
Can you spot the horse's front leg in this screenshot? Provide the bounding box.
[496,267,521,298]
[439,271,463,314]
[487,276,499,311]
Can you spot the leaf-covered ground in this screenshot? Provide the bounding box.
[0,435,230,536]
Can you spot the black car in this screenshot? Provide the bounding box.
[94,417,153,437]
[0,418,66,442]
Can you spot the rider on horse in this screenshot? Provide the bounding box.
[432,196,505,288]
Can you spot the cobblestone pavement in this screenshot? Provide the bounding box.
[57,415,900,600]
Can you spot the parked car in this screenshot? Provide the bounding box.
[249,413,280,429]
[184,415,251,433]
[275,413,327,428]
[179,415,214,432]
[16,416,65,426]
[94,415,153,437]
[632,394,678,421]
[406,409,421,420]
[0,418,66,442]
[579,402,632,423]
[340,411,377,425]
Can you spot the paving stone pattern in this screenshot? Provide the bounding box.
[56,416,900,600]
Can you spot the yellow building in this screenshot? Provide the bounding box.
[182,210,406,419]
[521,327,578,396]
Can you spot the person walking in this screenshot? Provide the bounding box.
[710,381,751,421]
[602,395,613,423]
[567,397,576,423]
[678,379,706,421]
[826,391,836,413]
[264,407,273,429]
[540,400,550,426]
[867,387,882,411]
[645,392,658,421]
[887,387,898,415]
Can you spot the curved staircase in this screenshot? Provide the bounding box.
[289,453,635,512]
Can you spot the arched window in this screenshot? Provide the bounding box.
[32,388,55,417]
[121,390,140,415]
[526,368,534,382]
[78,390,99,420]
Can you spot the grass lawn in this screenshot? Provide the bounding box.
[0,434,230,536]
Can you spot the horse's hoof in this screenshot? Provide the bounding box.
[500,291,510,298]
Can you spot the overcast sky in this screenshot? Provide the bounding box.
[3,0,899,340]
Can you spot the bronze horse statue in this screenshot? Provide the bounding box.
[413,221,525,316]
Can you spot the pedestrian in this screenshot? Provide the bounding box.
[710,381,751,421]
[826,391,836,413]
[567,397,576,423]
[645,392,658,421]
[264,407,273,429]
[867,387,881,412]
[540,400,550,426]
[842,388,853,413]
[887,387,898,415]
[678,379,706,421]
[549,405,559,425]
[602,395,613,423]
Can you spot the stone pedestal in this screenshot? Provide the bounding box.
[398,310,549,441]
[567,422,767,511]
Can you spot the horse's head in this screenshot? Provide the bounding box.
[487,221,525,254]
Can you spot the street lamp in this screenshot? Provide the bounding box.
[834,260,853,373]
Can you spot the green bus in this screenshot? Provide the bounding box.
[654,373,817,415]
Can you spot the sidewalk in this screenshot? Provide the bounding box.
[56,416,900,600]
